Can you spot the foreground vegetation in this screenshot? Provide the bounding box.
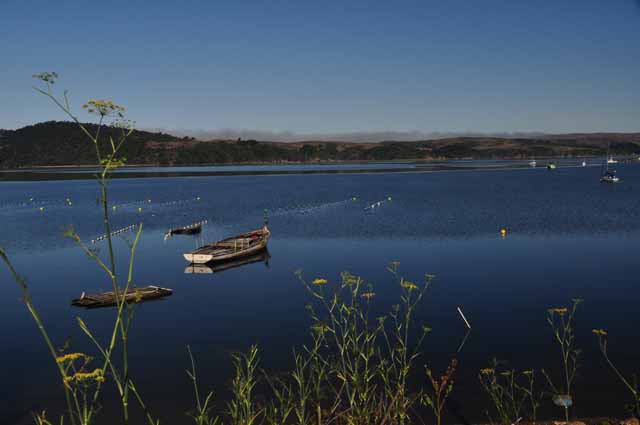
[1,74,638,425]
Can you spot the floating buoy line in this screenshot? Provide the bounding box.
[0,197,76,211]
[264,195,395,216]
[91,224,137,243]
[364,196,393,211]
[110,196,202,211]
[268,197,360,216]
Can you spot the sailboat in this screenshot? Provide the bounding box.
[601,143,620,183]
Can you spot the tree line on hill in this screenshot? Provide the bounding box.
[1,121,639,168]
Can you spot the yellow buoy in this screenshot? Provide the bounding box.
[500,228,507,237]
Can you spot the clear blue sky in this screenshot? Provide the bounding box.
[2,0,639,133]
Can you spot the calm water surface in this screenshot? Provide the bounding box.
[1,163,639,424]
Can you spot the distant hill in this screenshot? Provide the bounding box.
[1,121,639,168]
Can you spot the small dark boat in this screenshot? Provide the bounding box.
[166,221,204,238]
[600,143,620,183]
[185,250,270,274]
[600,170,620,183]
[183,225,270,264]
[71,285,173,309]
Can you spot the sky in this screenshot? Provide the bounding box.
[2,0,639,136]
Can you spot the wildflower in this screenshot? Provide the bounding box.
[361,292,376,300]
[480,368,494,375]
[341,271,358,285]
[82,100,125,118]
[312,323,331,334]
[592,328,608,336]
[56,352,85,364]
[548,307,568,315]
[33,72,58,84]
[64,368,105,385]
[312,278,328,286]
[401,280,418,291]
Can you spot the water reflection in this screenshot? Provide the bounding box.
[184,249,271,274]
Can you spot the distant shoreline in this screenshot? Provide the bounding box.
[2,154,631,171]
[1,158,633,182]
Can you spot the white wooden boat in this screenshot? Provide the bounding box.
[183,225,270,264]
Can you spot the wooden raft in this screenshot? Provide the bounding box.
[71,285,173,309]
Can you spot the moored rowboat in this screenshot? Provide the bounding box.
[183,225,270,264]
[71,285,173,308]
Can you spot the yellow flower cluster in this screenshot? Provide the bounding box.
[64,368,105,385]
[479,368,494,375]
[401,280,418,291]
[592,328,608,336]
[312,323,331,334]
[312,278,328,286]
[548,307,568,315]
[341,272,358,285]
[82,100,125,117]
[56,352,85,364]
[361,292,376,300]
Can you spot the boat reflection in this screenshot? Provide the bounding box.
[184,249,271,274]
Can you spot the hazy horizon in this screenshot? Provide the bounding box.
[5,121,640,143]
